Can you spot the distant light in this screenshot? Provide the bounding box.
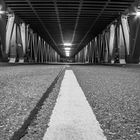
[63,43,72,46]
[0,10,5,14]
[136,11,140,16]
[65,53,70,55]
[65,51,70,54]
[65,50,70,53]
[0,5,9,15]
[66,53,70,57]
[64,47,71,51]
[127,11,140,17]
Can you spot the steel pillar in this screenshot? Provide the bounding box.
[75,2,140,64]
[17,24,24,63]
[0,0,6,61]
[6,14,15,58]
[129,15,140,63]
[121,16,130,63]
[9,23,17,63]
[0,1,60,63]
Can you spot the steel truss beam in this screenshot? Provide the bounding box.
[75,15,132,64]
[4,0,135,57]
[5,13,60,63]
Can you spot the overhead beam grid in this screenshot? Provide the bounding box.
[5,0,136,57]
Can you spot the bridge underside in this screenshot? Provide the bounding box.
[0,0,140,64]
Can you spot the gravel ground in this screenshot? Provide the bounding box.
[21,69,64,140]
[0,65,63,140]
[72,66,140,140]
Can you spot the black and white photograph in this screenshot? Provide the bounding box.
[0,0,140,140]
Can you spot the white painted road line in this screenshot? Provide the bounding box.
[43,70,107,140]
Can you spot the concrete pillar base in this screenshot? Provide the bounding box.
[120,59,126,64]
[9,58,16,63]
[111,60,114,64]
[18,59,24,63]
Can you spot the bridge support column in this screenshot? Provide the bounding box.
[0,1,60,63]
[6,15,27,63]
[128,15,140,63]
[0,0,7,61]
